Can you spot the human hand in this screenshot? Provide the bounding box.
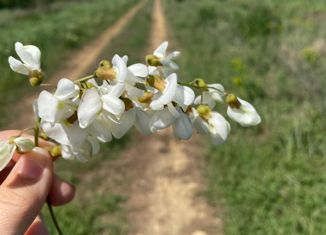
[0,130,75,235]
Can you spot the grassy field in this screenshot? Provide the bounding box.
[42,1,153,234]
[165,0,326,234]
[0,0,138,128]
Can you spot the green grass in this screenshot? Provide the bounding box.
[0,0,139,128]
[165,0,326,234]
[42,1,154,234]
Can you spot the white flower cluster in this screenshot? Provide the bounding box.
[1,41,261,166]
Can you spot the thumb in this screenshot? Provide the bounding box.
[0,147,53,235]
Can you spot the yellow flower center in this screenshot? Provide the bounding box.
[146,75,166,92]
[138,91,154,104]
[225,94,241,109]
[145,54,162,66]
[196,104,212,121]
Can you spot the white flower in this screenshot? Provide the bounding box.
[110,109,136,139]
[120,55,148,99]
[0,137,35,171]
[173,85,195,111]
[226,96,261,127]
[42,121,88,148]
[152,41,180,71]
[8,42,41,76]
[192,106,231,145]
[78,87,125,128]
[37,79,78,123]
[61,136,100,162]
[134,107,152,136]
[149,73,178,110]
[149,107,176,132]
[171,107,193,140]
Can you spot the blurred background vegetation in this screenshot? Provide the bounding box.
[166,0,326,234]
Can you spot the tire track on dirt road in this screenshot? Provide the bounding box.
[124,0,224,234]
[10,0,147,129]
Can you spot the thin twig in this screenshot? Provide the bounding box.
[47,200,63,235]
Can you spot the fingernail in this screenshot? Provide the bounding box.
[15,156,44,180]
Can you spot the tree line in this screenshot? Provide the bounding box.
[0,0,79,9]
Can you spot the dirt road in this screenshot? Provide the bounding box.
[124,0,223,234]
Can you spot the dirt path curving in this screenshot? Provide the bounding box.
[10,0,147,129]
[123,0,224,234]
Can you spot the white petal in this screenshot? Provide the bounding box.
[208,112,231,145]
[194,93,216,109]
[122,55,128,64]
[154,41,168,58]
[37,91,59,123]
[125,84,144,99]
[128,63,149,77]
[24,45,41,68]
[112,54,127,83]
[15,42,39,69]
[87,136,100,155]
[148,66,159,75]
[165,51,181,61]
[42,122,87,147]
[135,109,152,136]
[102,95,125,116]
[173,112,193,140]
[149,108,176,132]
[90,116,112,143]
[227,98,261,127]
[111,109,136,139]
[8,56,29,75]
[108,83,125,97]
[208,83,225,103]
[174,85,195,110]
[0,141,15,172]
[150,73,178,110]
[78,88,101,128]
[55,78,79,100]
[126,70,144,84]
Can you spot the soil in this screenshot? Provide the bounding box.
[124,0,224,234]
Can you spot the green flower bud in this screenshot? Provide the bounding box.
[226,94,241,109]
[29,70,44,87]
[196,104,212,120]
[145,54,162,66]
[50,145,62,158]
[191,78,208,90]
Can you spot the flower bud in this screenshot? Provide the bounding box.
[29,70,44,87]
[98,60,112,69]
[95,60,116,80]
[145,54,162,66]
[50,145,62,158]
[95,67,116,80]
[191,78,208,90]
[13,136,35,153]
[196,104,212,120]
[226,94,241,109]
